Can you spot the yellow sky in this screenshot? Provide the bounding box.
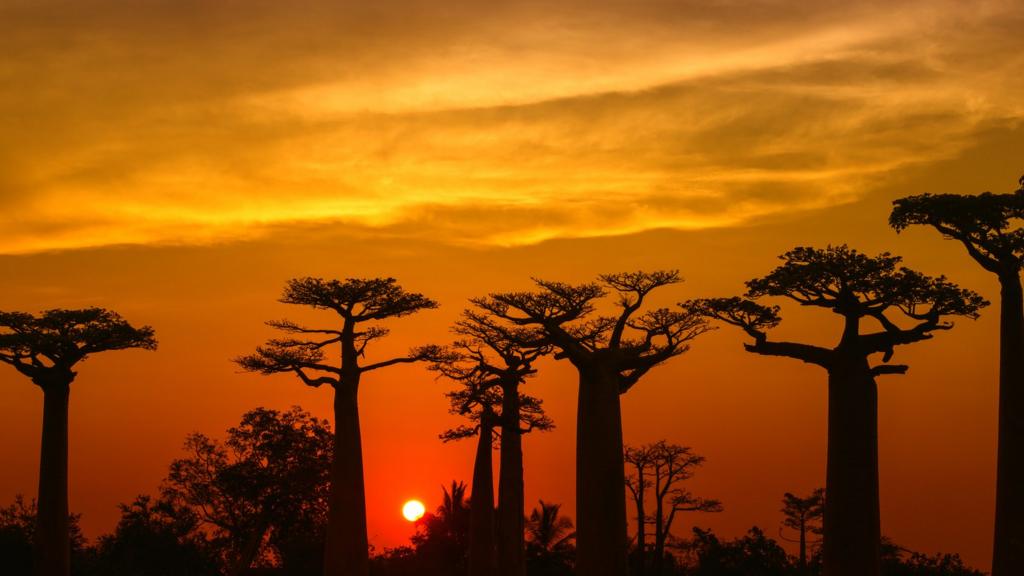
[2,0,1022,253]
[2,0,1024,570]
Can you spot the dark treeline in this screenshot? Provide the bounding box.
[0,408,985,576]
[1,175,1021,576]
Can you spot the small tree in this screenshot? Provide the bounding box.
[625,441,722,576]
[162,407,332,574]
[236,277,439,576]
[779,489,824,574]
[0,308,157,576]
[525,501,576,576]
[475,271,711,576]
[891,175,1024,576]
[91,495,218,576]
[688,246,987,576]
[0,496,87,576]
[411,481,472,576]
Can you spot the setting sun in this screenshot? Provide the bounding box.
[402,500,426,522]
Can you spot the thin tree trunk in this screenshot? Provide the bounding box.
[633,484,646,576]
[323,381,369,576]
[575,367,629,576]
[798,520,807,574]
[993,273,1024,576]
[35,382,70,576]
[652,492,664,576]
[498,383,526,576]
[822,362,880,576]
[470,420,497,576]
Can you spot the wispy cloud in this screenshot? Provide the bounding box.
[0,0,1021,253]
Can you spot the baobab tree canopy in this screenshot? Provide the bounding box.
[691,245,989,372]
[235,277,442,387]
[0,308,157,383]
[890,176,1024,274]
[473,271,711,391]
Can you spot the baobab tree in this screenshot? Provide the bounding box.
[433,309,553,576]
[780,489,825,574]
[475,271,712,576]
[437,373,501,576]
[624,441,721,576]
[0,308,157,576]
[688,246,987,576]
[891,175,1024,576]
[236,277,439,576]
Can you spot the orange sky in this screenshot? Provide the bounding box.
[1,0,1023,570]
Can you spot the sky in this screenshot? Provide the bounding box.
[1,0,1023,569]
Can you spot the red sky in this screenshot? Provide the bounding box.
[2,0,1023,570]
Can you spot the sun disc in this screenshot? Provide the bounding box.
[402,499,425,522]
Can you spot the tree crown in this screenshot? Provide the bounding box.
[281,277,438,320]
[0,307,156,384]
[687,245,987,373]
[236,277,441,388]
[890,174,1024,274]
[472,271,711,392]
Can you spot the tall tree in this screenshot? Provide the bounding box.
[436,365,502,576]
[890,175,1024,576]
[451,308,552,576]
[0,308,157,576]
[688,246,987,576]
[162,407,333,574]
[779,489,824,574]
[475,271,711,576]
[625,441,722,576]
[433,312,553,576]
[236,277,439,576]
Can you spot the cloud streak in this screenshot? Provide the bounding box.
[0,0,1021,253]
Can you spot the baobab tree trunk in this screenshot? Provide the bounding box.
[822,363,880,576]
[498,384,526,576]
[576,367,629,576]
[323,382,369,576]
[469,420,497,576]
[993,273,1024,576]
[35,381,70,576]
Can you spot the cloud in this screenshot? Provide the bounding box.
[0,0,1021,253]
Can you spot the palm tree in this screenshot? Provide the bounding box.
[526,501,576,576]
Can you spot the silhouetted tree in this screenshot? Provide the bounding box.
[162,407,332,574]
[411,481,473,576]
[525,501,576,576]
[89,495,218,576]
[880,537,986,576]
[688,246,987,576]
[891,175,1024,576]
[684,527,792,576]
[780,489,824,574]
[236,278,439,576]
[475,271,711,576]
[436,366,501,576]
[625,441,722,575]
[0,308,157,576]
[436,308,553,576]
[0,496,86,576]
